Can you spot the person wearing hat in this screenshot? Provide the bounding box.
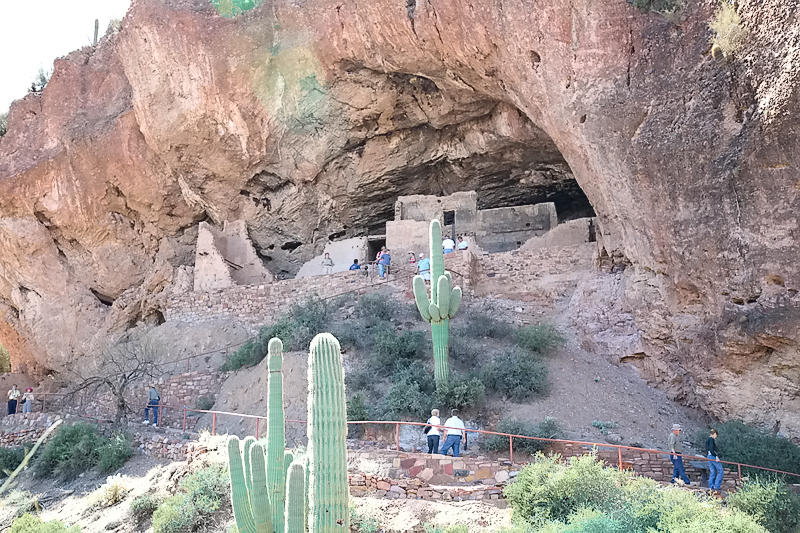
[668,423,691,485]
[417,253,431,281]
[21,387,34,414]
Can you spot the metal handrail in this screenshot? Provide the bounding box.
[163,406,800,481]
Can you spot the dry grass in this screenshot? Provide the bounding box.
[710,3,747,57]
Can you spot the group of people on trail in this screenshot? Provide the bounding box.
[668,424,724,493]
[423,408,466,457]
[6,384,34,415]
[321,234,470,281]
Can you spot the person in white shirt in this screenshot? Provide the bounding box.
[442,237,455,254]
[424,409,441,454]
[7,384,21,415]
[439,409,466,457]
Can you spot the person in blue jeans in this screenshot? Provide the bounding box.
[439,409,466,457]
[667,423,691,484]
[378,249,391,279]
[706,428,723,493]
[143,385,160,426]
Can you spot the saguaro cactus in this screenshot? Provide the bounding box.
[284,461,307,533]
[266,338,286,532]
[412,219,463,387]
[307,333,349,531]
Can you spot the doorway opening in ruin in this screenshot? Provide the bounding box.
[366,235,387,263]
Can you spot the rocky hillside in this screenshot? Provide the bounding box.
[0,0,797,437]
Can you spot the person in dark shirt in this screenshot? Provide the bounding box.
[705,428,723,492]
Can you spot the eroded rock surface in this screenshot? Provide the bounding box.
[0,0,797,436]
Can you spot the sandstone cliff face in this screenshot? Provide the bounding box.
[0,0,797,436]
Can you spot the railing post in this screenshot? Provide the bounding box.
[509,435,514,464]
[256,418,260,440]
[618,447,623,471]
[182,408,187,432]
[395,422,400,452]
[738,463,742,482]
[212,412,217,436]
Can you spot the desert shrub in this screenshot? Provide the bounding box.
[289,296,330,346]
[0,446,25,475]
[433,376,485,412]
[0,112,7,138]
[376,365,433,419]
[357,293,395,324]
[561,508,628,533]
[97,432,133,474]
[726,477,800,533]
[347,393,370,437]
[0,343,10,371]
[330,321,367,350]
[88,474,129,508]
[10,514,79,533]
[591,421,617,436]
[449,335,480,367]
[130,493,162,524]
[423,525,470,533]
[691,421,800,480]
[628,0,680,14]
[372,326,424,370]
[351,509,380,533]
[152,464,228,533]
[482,348,548,401]
[195,395,215,411]
[505,454,626,523]
[457,310,514,339]
[36,423,105,480]
[710,2,747,57]
[515,324,564,355]
[483,417,561,455]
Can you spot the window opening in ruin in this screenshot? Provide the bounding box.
[443,210,455,226]
[588,219,597,243]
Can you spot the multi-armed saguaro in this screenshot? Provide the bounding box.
[227,333,350,532]
[412,219,463,388]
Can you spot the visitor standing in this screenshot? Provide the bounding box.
[21,387,34,414]
[439,409,466,457]
[6,384,20,415]
[378,249,391,279]
[349,259,361,270]
[457,236,469,250]
[417,253,431,281]
[321,253,334,274]
[408,252,417,265]
[442,236,455,254]
[706,428,723,493]
[424,409,441,454]
[667,423,691,484]
[143,385,160,426]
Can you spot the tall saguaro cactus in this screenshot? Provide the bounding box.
[266,338,286,532]
[307,333,349,531]
[412,219,463,388]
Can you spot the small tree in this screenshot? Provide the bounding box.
[67,337,161,423]
[29,68,50,93]
[0,344,10,373]
[0,112,7,137]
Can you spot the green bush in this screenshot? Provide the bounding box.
[0,446,25,475]
[483,417,561,455]
[515,324,564,355]
[356,293,395,324]
[591,421,617,436]
[97,432,133,474]
[10,514,79,533]
[628,0,680,14]
[449,334,480,367]
[372,326,424,370]
[726,477,800,533]
[152,464,228,533]
[130,493,162,524]
[482,349,548,401]
[506,454,768,532]
[289,296,330,347]
[505,454,626,523]
[195,395,215,411]
[36,423,105,480]
[351,509,380,533]
[347,393,370,438]
[376,365,434,419]
[691,421,800,480]
[457,310,514,339]
[433,376,485,412]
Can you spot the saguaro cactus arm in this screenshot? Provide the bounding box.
[249,443,273,533]
[228,437,257,533]
[285,461,306,533]
[266,338,286,533]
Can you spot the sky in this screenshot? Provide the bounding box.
[0,0,132,114]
